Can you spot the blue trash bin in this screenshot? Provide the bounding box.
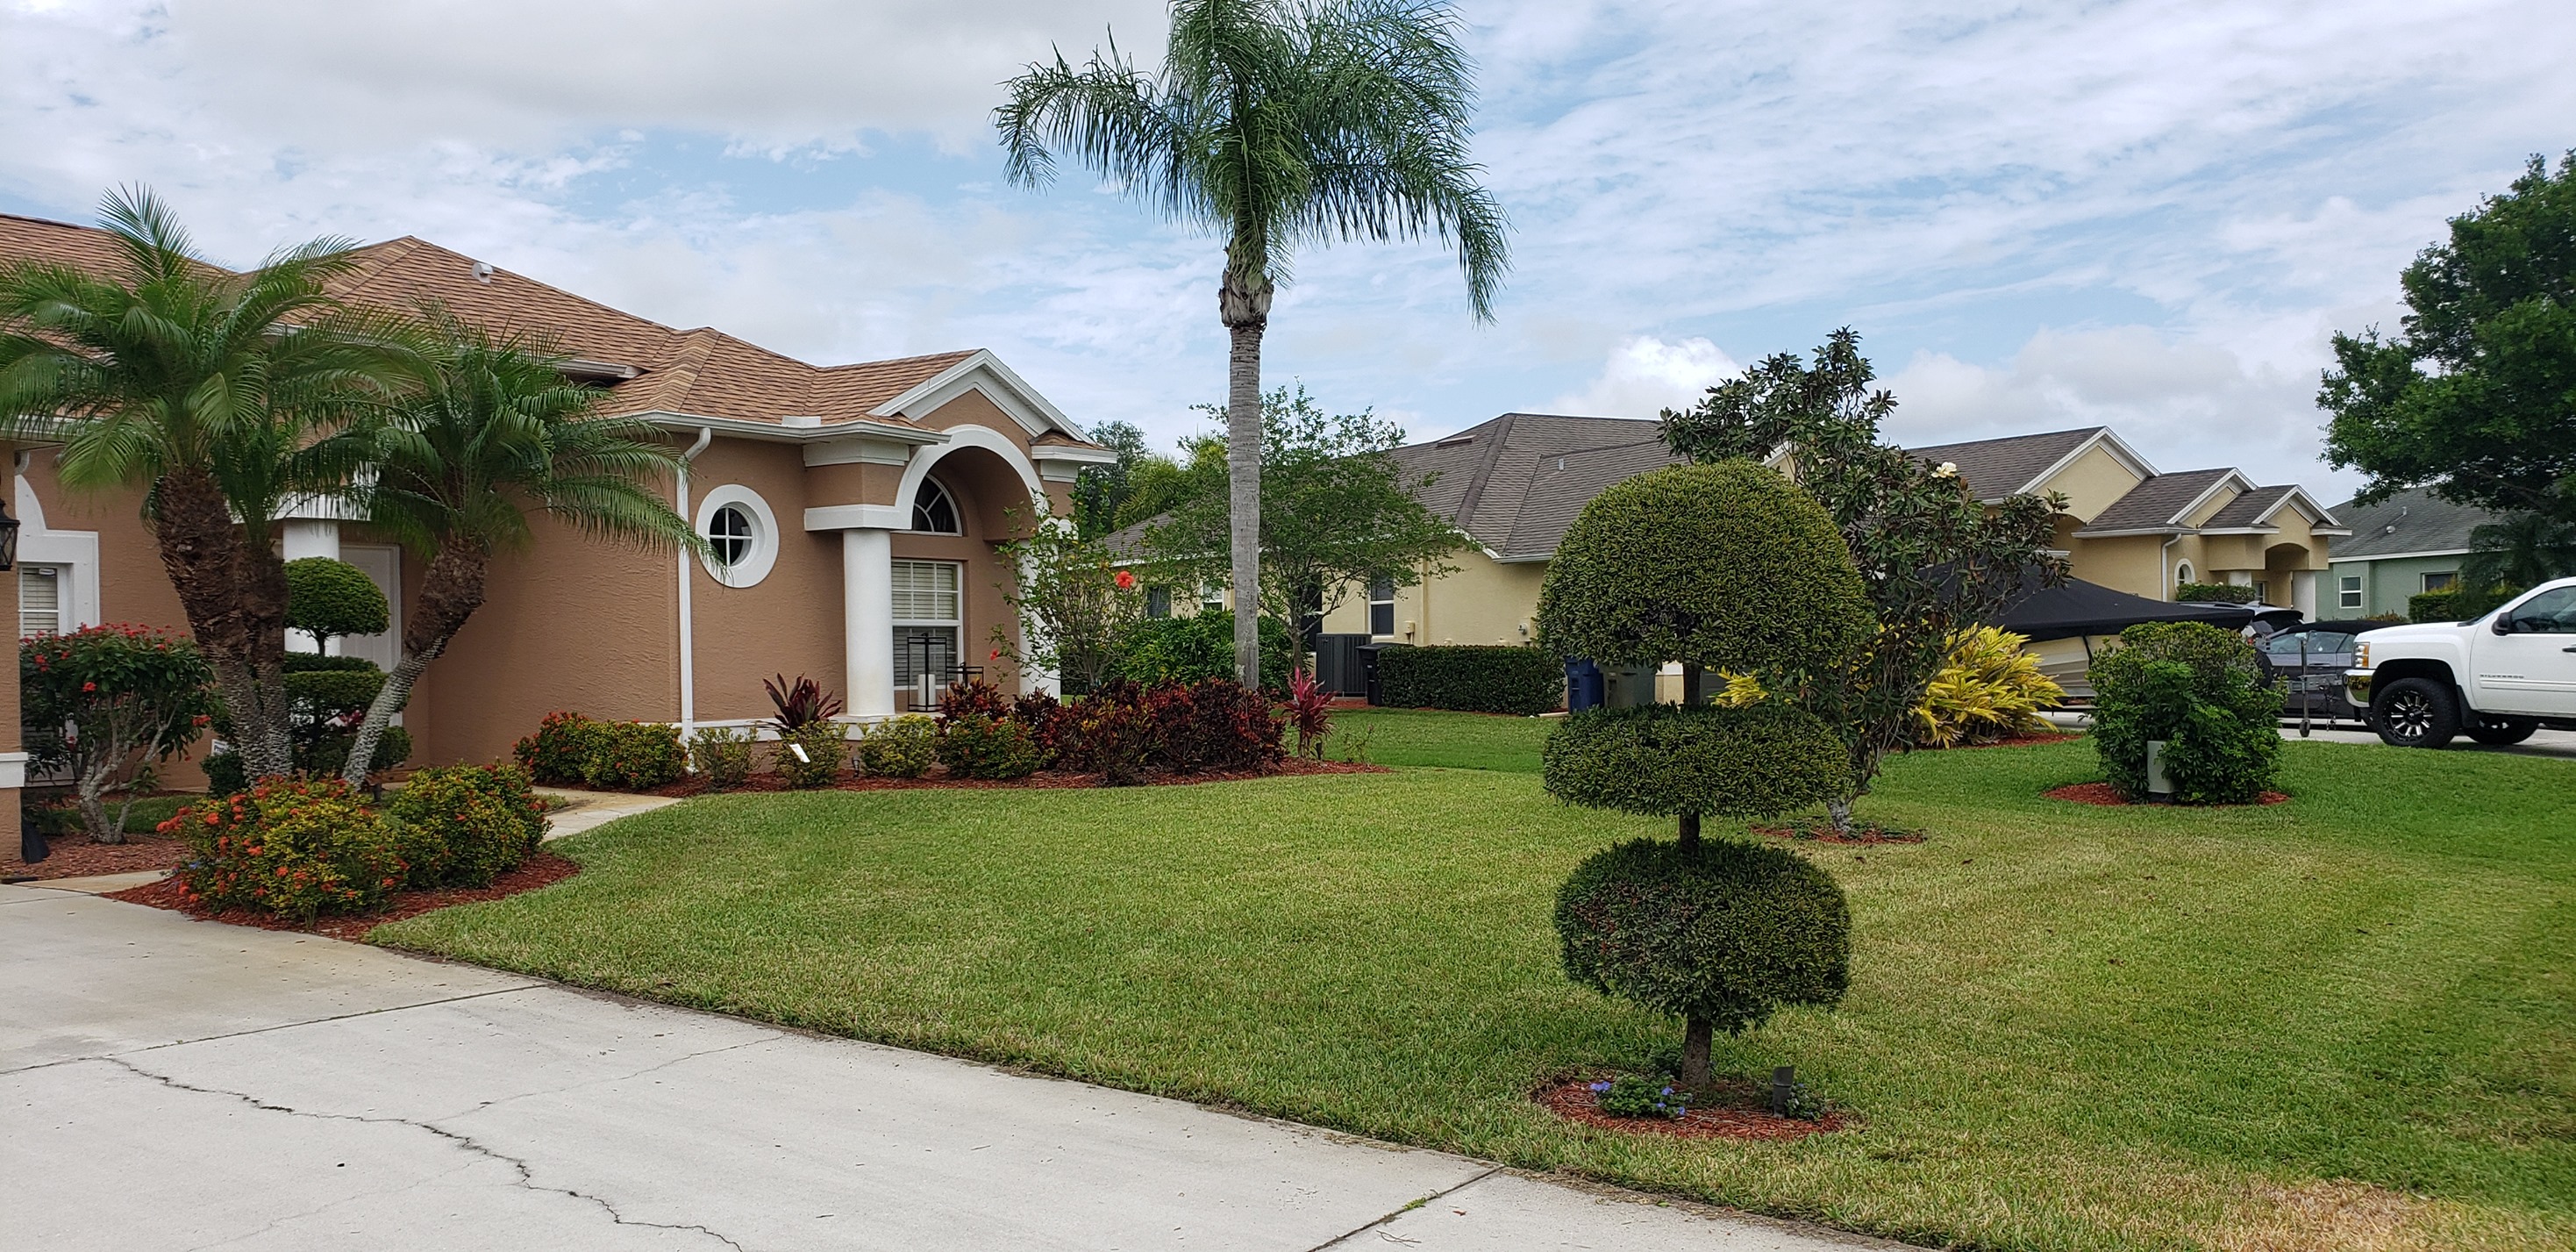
[1564,658,1604,712]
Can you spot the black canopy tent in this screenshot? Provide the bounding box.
[1990,572,2263,642]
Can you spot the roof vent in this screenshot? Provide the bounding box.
[470,260,495,284]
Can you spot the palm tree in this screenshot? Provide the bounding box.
[2460,511,2576,593]
[0,189,405,778]
[996,0,1508,687]
[338,313,701,784]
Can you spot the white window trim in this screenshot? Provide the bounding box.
[2337,574,2364,610]
[890,558,965,690]
[695,484,780,589]
[910,476,963,535]
[2422,570,2458,594]
[14,471,99,633]
[2174,561,2194,585]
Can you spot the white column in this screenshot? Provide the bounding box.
[844,528,896,719]
[2293,569,2318,619]
[281,519,341,655]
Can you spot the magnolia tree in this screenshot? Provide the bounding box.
[1537,461,1873,1092]
[22,626,218,842]
[1659,329,2067,833]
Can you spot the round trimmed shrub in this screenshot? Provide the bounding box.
[938,714,1041,780]
[2087,622,2280,803]
[1555,837,1851,1035]
[778,723,850,788]
[1536,461,1871,674]
[284,557,389,643]
[1543,703,1848,818]
[853,716,938,778]
[168,778,403,922]
[388,763,546,889]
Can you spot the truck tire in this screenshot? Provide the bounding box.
[2373,677,2459,748]
[2466,716,2539,746]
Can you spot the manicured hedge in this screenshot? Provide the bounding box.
[1543,703,1848,818]
[1537,461,1871,675]
[1556,836,1852,1035]
[1374,644,1563,714]
[2174,582,2258,605]
[2087,622,2280,804]
[2409,585,2515,622]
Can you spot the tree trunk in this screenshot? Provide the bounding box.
[1679,1016,1714,1092]
[150,468,295,778]
[1826,794,1855,838]
[341,542,489,787]
[75,750,123,844]
[1677,812,1701,855]
[1219,265,1272,690]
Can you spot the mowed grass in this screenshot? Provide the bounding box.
[1328,705,1552,771]
[380,719,2576,1250]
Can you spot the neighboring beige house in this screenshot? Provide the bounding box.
[1311,415,2347,647]
[0,211,1113,812]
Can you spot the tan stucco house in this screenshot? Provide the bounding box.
[1312,414,2347,648]
[0,211,1112,817]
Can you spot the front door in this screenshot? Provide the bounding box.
[2474,586,2576,717]
[339,544,403,674]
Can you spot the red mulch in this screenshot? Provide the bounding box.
[4,832,191,881]
[1751,819,1928,847]
[104,852,582,941]
[1534,1077,1852,1141]
[544,756,1391,800]
[2044,782,2289,806]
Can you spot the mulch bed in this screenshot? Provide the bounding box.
[1534,1077,1852,1141]
[2044,782,2289,806]
[556,756,1391,800]
[104,851,582,941]
[1751,818,1928,847]
[4,832,192,882]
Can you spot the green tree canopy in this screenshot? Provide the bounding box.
[2323,153,2576,524]
[1071,419,1152,540]
[998,0,1509,687]
[284,557,389,648]
[1141,385,1464,666]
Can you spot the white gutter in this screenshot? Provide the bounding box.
[675,426,714,740]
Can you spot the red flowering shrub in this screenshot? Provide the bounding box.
[21,623,218,841]
[514,711,601,784]
[940,676,1015,720]
[1145,678,1282,774]
[388,763,548,888]
[167,779,403,922]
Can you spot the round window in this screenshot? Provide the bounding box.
[695,484,779,588]
[708,504,754,568]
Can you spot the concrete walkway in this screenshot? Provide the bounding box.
[533,787,684,840]
[2,884,1899,1252]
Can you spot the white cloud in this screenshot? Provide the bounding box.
[1883,326,2355,499]
[1550,335,1740,418]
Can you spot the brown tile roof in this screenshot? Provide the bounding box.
[0,213,1068,442]
[2073,469,2236,534]
[1907,427,2104,501]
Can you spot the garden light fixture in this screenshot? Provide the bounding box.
[0,497,18,570]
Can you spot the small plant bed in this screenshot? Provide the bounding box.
[2045,782,2289,807]
[106,851,580,941]
[1750,816,1929,845]
[4,829,191,881]
[1533,1074,1852,1141]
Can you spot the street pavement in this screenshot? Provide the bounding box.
[3,879,1900,1252]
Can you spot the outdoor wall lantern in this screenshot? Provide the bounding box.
[0,498,19,570]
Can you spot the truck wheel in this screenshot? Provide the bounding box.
[2373,678,2459,748]
[2466,717,2538,746]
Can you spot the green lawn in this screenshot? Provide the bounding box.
[1327,705,1552,771]
[379,717,2575,1251]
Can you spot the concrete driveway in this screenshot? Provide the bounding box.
[3,882,1896,1252]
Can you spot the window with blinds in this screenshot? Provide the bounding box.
[19,564,61,639]
[890,561,961,622]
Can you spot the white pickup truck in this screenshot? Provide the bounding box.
[2344,576,2576,747]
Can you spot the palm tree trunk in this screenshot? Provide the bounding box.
[1220,265,1272,690]
[150,468,295,778]
[1679,1017,1715,1092]
[340,542,489,786]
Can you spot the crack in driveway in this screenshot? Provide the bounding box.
[99,1055,748,1250]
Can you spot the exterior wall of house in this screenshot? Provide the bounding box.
[681,436,842,728]
[2329,554,2465,619]
[2066,533,2169,600]
[1319,551,1551,647]
[2041,445,2147,521]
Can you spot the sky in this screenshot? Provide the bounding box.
[3,1,2568,502]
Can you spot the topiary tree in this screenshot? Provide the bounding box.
[284,557,389,654]
[2087,622,2281,804]
[1536,460,1873,1091]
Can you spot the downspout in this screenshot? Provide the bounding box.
[2159,535,2180,601]
[675,426,714,739]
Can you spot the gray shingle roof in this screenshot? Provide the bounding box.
[2201,484,2298,529]
[1907,427,2104,501]
[1388,414,1677,560]
[2072,469,2235,534]
[2330,489,2501,559]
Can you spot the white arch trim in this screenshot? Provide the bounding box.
[13,470,101,632]
[809,424,1046,533]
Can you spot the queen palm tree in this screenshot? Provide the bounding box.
[337,313,701,784]
[0,188,405,778]
[996,0,1508,687]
